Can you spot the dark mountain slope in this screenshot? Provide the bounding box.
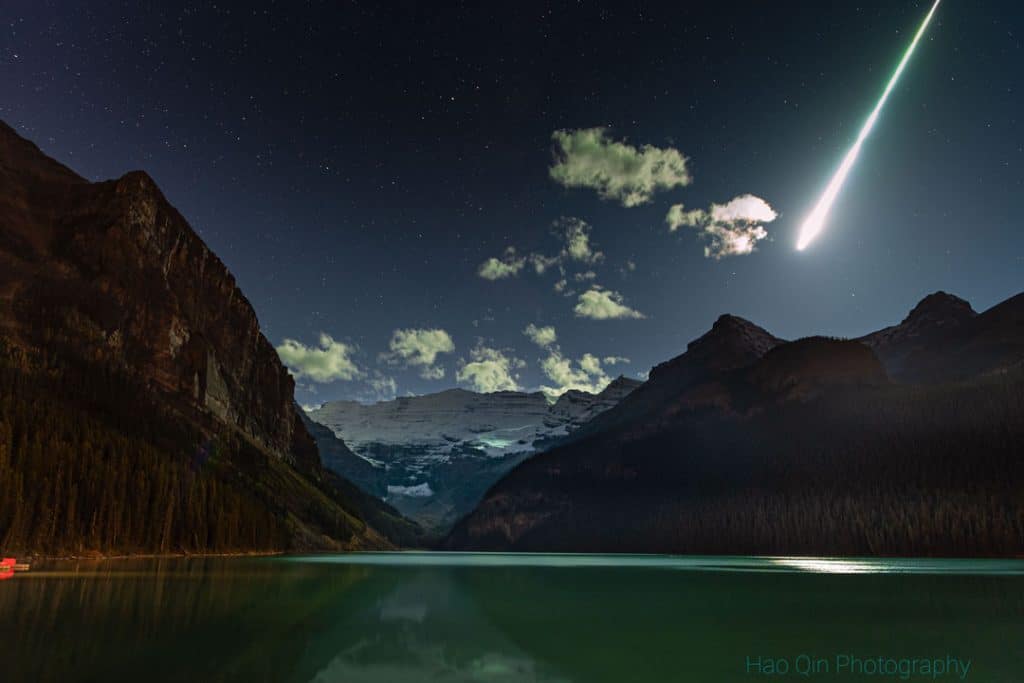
[860,291,1024,383]
[0,121,406,555]
[447,301,1024,556]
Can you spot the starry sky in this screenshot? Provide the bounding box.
[3,1,1022,405]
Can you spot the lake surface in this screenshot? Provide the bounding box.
[2,553,1022,682]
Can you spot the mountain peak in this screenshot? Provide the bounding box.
[903,291,976,325]
[687,314,782,360]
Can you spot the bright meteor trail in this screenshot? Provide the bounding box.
[796,0,942,251]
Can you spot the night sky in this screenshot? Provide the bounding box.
[3,1,1022,405]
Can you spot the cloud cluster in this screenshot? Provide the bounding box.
[538,349,630,399]
[573,287,646,320]
[276,333,362,383]
[383,328,455,379]
[549,127,692,206]
[478,247,526,280]
[456,344,525,393]
[522,324,631,398]
[666,194,778,259]
[477,217,604,284]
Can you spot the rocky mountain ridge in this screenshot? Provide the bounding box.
[0,120,412,554]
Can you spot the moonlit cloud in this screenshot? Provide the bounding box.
[539,349,615,398]
[573,287,646,320]
[666,194,778,259]
[557,217,604,264]
[368,373,398,400]
[665,203,708,232]
[383,328,455,379]
[523,323,558,348]
[478,247,526,280]
[550,127,692,206]
[456,344,525,393]
[276,333,362,383]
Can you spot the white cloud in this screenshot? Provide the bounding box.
[573,287,646,320]
[478,247,526,280]
[701,222,770,260]
[539,349,613,399]
[383,328,455,379]
[456,345,525,393]
[276,333,362,383]
[602,355,630,365]
[666,194,778,259]
[574,270,597,282]
[709,194,778,224]
[523,323,557,348]
[553,279,571,295]
[556,217,604,264]
[550,127,692,206]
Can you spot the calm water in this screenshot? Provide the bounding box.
[1,553,1023,682]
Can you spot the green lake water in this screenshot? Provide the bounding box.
[1,553,1022,682]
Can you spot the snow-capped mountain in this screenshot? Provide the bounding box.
[305,376,641,531]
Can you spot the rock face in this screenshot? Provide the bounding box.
[446,294,1024,557]
[307,378,641,531]
[0,121,401,554]
[0,122,310,470]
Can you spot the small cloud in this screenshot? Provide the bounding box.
[665,204,708,232]
[368,373,398,400]
[276,333,362,383]
[602,355,630,365]
[456,344,524,393]
[556,217,604,265]
[300,403,321,413]
[523,323,558,348]
[574,270,597,282]
[574,287,646,320]
[550,127,692,206]
[382,328,455,379]
[667,194,778,259]
[478,247,526,280]
[554,279,572,296]
[528,253,560,275]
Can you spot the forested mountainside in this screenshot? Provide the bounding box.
[447,293,1024,556]
[0,121,419,555]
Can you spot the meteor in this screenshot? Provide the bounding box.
[796,0,942,251]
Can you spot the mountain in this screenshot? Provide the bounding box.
[446,293,1024,556]
[559,314,783,443]
[307,378,641,532]
[0,120,414,555]
[861,291,1024,383]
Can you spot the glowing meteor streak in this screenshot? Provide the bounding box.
[796,0,941,251]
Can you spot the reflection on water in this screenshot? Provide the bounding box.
[1,554,1022,682]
